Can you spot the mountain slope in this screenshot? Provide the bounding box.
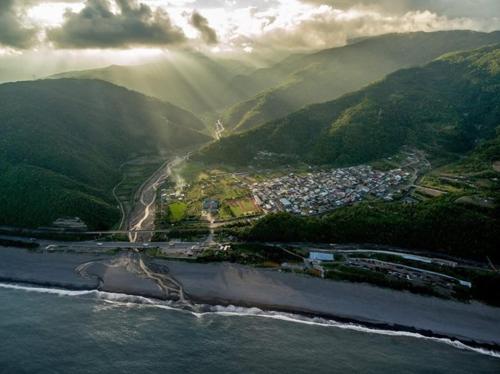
[223,30,500,133]
[198,45,500,166]
[51,52,255,116]
[0,79,210,229]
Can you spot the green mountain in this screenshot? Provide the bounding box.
[0,79,210,229]
[223,30,500,133]
[198,44,500,166]
[51,52,256,116]
[452,130,500,174]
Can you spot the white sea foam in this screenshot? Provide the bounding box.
[0,283,95,296]
[188,305,500,359]
[2,282,499,359]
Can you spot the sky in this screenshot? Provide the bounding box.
[0,0,499,79]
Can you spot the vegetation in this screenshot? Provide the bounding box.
[167,202,188,223]
[224,30,500,132]
[197,243,298,267]
[0,79,209,229]
[51,51,255,116]
[326,253,500,306]
[162,168,262,222]
[198,44,500,168]
[113,157,165,229]
[238,196,500,262]
[451,131,500,174]
[325,264,444,298]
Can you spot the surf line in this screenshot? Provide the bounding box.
[1,281,499,359]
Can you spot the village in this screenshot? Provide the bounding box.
[155,151,428,224]
[250,165,411,215]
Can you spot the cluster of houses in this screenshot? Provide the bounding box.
[250,165,410,215]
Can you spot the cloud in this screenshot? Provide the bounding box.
[7,0,500,54]
[230,1,499,53]
[190,11,218,45]
[46,0,187,48]
[301,0,500,19]
[0,0,38,49]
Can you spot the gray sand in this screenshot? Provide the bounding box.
[1,247,499,346]
[0,248,164,298]
[83,257,165,298]
[0,247,102,289]
[163,261,500,346]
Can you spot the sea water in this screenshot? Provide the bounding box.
[0,284,499,373]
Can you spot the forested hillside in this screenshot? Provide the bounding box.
[242,197,500,261]
[223,30,500,132]
[0,79,209,229]
[199,45,500,167]
[51,52,255,115]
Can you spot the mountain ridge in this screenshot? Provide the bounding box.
[0,78,210,229]
[197,44,500,167]
[50,52,256,115]
[223,30,500,133]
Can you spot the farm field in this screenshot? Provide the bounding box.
[160,163,264,223]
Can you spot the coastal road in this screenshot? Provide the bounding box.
[0,236,203,255]
[128,154,190,243]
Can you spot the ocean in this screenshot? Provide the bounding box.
[0,284,499,373]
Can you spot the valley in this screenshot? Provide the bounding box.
[2,2,500,371]
[128,154,190,243]
[1,36,498,307]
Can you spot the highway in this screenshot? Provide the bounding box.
[0,234,205,256]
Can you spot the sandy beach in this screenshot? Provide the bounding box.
[1,247,499,348]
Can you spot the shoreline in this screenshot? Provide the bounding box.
[1,277,499,354]
[1,247,499,352]
[187,296,500,353]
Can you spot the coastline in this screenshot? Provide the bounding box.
[1,247,499,351]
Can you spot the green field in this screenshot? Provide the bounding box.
[161,164,264,222]
[167,202,188,222]
[227,198,260,218]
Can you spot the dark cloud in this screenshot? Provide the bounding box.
[190,11,218,45]
[0,0,38,49]
[47,0,187,48]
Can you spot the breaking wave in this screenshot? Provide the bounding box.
[1,281,499,359]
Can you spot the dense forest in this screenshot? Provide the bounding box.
[240,196,500,262]
[198,44,500,167]
[223,30,500,132]
[0,79,209,229]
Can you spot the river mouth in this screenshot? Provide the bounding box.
[2,246,500,355]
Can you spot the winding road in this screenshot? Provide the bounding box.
[214,119,225,140]
[127,154,189,243]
